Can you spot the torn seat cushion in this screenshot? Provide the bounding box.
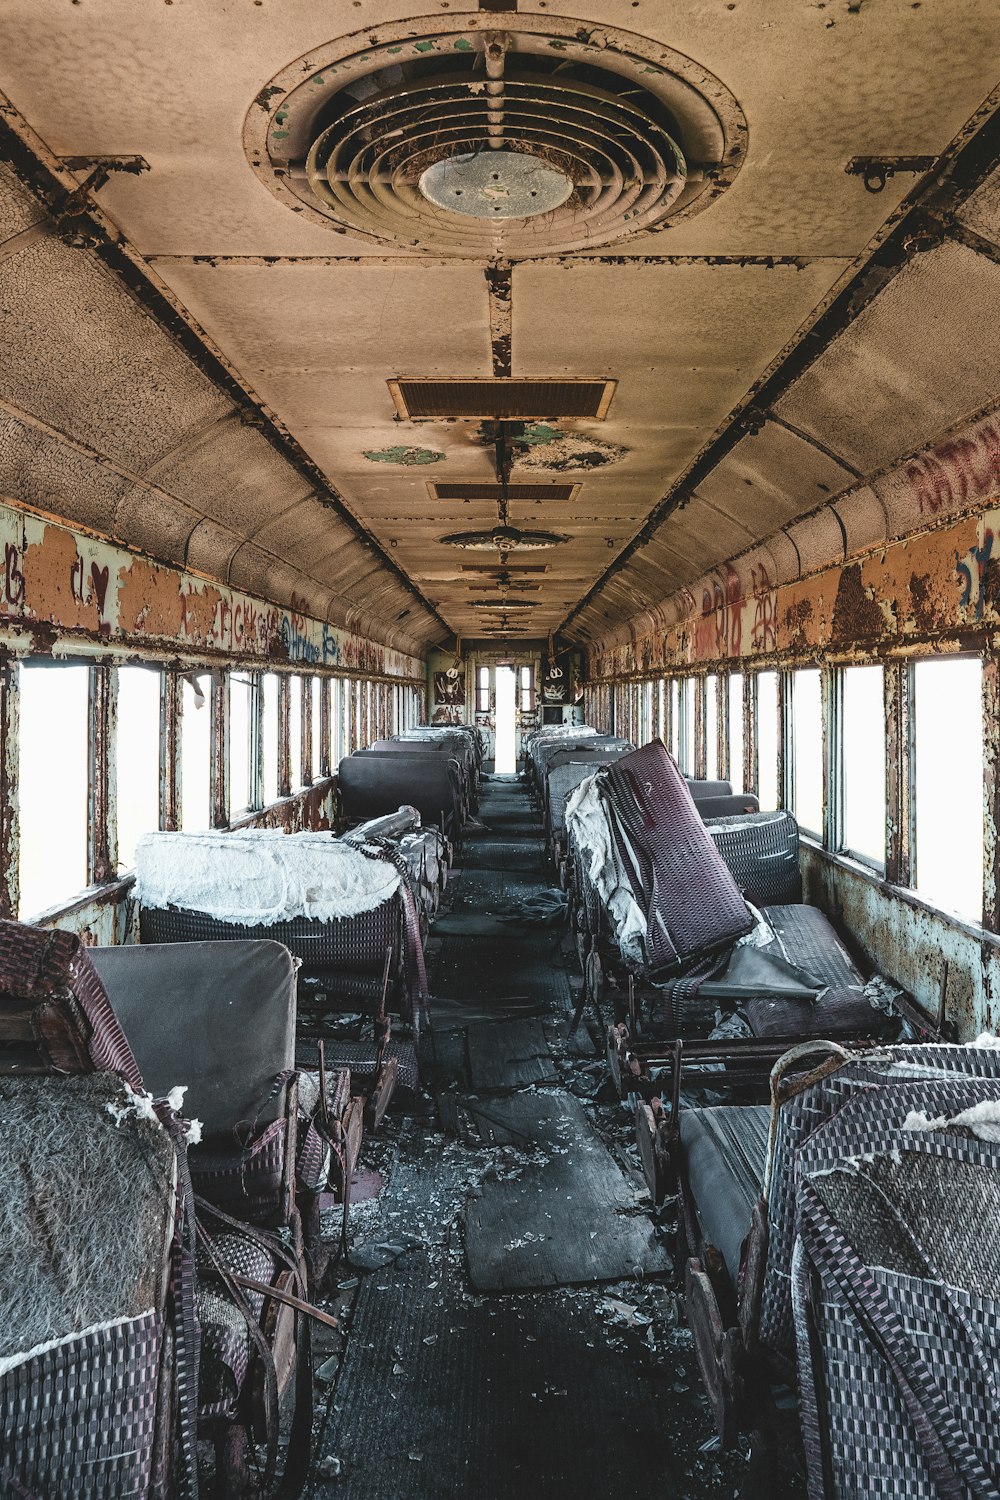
[680,1104,770,1285]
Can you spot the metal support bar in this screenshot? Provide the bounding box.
[88,663,116,884]
[884,661,913,888]
[0,658,19,919]
[161,670,181,832]
[211,670,229,829]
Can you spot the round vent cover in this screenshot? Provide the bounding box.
[246,16,746,257]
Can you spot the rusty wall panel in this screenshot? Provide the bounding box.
[0,498,425,681]
[801,845,1000,1040]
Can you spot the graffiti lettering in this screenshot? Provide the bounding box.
[4,543,24,608]
[955,529,994,621]
[69,554,85,605]
[907,421,1000,515]
[750,564,777,651]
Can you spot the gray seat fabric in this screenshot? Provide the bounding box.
[705,810,802,906]
[696,793,761,819]
[339,753,463,836]
[91,940,296,1137]
[680,1104,770,1284]
[685,779,733,803]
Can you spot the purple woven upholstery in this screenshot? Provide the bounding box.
[787,1071,1000,1497]
[599,740,753,975]
[0,1310,167,1498]
[0,919,143,1086]
[197,1233,276,1417]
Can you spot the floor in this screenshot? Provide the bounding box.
[305,773,769,1499]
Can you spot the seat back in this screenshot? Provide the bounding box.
[339,752,463,835]
[0,1072,179,1500]
[93,939,298,1224]
[599,739,752,974]
[685,778,734,802]
[704,809,802,904]
[695,793,760,820]
[0,919,143,1085]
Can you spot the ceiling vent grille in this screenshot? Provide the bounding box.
[460,563,549,573]
[430,482,579,503]
[389,379,614,421]
[249,22,746,258]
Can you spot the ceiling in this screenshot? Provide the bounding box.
[0,2,998,651]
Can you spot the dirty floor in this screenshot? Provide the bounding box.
[306,774,797,1499]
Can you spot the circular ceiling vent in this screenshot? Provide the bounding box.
[246,16,747,257]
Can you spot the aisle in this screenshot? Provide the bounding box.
[309,773,747,1499]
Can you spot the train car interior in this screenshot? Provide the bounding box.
[1,2,1000,1496]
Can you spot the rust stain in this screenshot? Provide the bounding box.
[116,557,222,645]
[830,563,887,643]
[22,525,100,632]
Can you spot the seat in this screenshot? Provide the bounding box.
[91,938,328,1494]
[680,1104,770,1284]
[339,751,464,841]
[704,810,803,905]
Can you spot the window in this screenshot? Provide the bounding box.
[262,673,279,803]
[756,671,780,811]
[728,674,744,793]
[476,665,490,714]
[680,678,696,774]
[657,679,666,741]
[117,665,161,869]
[669,679,680,761]
[791,669,823,837]
[311,677,322,778]
[642,682,654,744]
[913,657,983,922]
[520,664,534,712]
[288,676,303,789]
[705,675,719,781]
[180,674,211,831]
[18,663,89,917]
[230,672,254,815]
[840,665,885,866]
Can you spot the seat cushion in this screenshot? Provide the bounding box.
[681,1104,770,1285]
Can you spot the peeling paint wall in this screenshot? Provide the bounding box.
[0,498,424,680]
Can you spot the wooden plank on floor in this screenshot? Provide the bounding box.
[466,1018,557,1091]
[464,1094,671,1291]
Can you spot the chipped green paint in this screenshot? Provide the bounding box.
[275,110,288,125]
[413,40,437,53]
[363,446,446,466]
[272,131,289,141]
[387,46,403,54]
[453,37,473,51]
[519,423,562,447]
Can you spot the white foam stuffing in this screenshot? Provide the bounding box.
[185,1119,203,1146]
[136,830,400,925]
[105,1083,159,1128]
[974,1032,1000,1049]
[903,1101,1000,1142]
[165,1085,187,1113]
[565,775,646,954]
[0,1311,154,1380]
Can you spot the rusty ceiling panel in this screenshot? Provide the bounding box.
[785,509,847,576]
[0,407,128,536]
[0,161,44,242]
[773,241,1000,475]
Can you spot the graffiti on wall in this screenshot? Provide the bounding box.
[0,501,423,678]
[906,419,1000,516]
